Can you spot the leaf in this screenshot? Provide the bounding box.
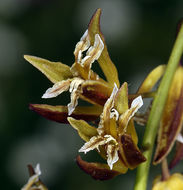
[29,104,102,123]
[67,117,97,142]
[24,55,73,83]
[88,9,120,87]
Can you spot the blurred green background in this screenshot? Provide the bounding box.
[0,0,183,189]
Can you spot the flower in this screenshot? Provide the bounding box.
[68,82,146,180]
[152,173,183,190]
[21,164,48,190]
[24,9,120,124]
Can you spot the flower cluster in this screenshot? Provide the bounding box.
[24,8,183,189]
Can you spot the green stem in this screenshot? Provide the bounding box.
[134,23,183,190]
[161,159,170,181]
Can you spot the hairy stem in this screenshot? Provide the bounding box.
[134,23,183,190]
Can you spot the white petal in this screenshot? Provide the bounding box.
[110,108,119,120]
[77,50,82,63]
[97,84,118,135]
[67,78,84,115]
[104,83,118,108]
[107,144,119,170]
[176,133,183,143]
[68,92,78,115]
[69,78,83,93]
[120,95,143,131]
[42,80,70,99]
[110,83,118,100]
[85,34,104,66]
[131,95,143,111]
[34,163,41,176]
[81,55,91,66]
[80,29,88,41]
[74,30,90,61]
[92,34,104,60]
[79,136,106,154]
[127,95,143,121]
[104,134,118,144]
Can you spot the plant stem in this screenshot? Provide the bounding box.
[161,159,170,181]
[134,23,183,190]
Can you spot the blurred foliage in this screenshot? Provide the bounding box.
[0,0,183,189]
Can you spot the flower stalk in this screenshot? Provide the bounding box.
[134,22,183,190]
[161,159,170,181]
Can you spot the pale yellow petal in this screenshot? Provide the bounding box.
[42,79,71,98]
[119,96,143,132]
[67,117,97,142]
[67,78,84,115]
[138,65,166,93]
[24,55,72,83]
[81,34,104,69]
[79,136,106,153]
[106,144,119,170]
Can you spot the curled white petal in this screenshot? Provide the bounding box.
[85,34,104,67]
[104,135,118,145]
[119,95,143,132]
[107,144,119,170]
[104,83,118,108]
[131,95,143,111]
[77,50,82,63]
[81,55,91,66]
[127,95,143,121]
[42,80,70,99]
[92,34,104,60]
[67,78,84,115]
[111,83,118,99]
[176,133,183,143]
[110,108,119,120]
[74,29,90,60]
[79,136,106,154]
[98,83,118,135]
